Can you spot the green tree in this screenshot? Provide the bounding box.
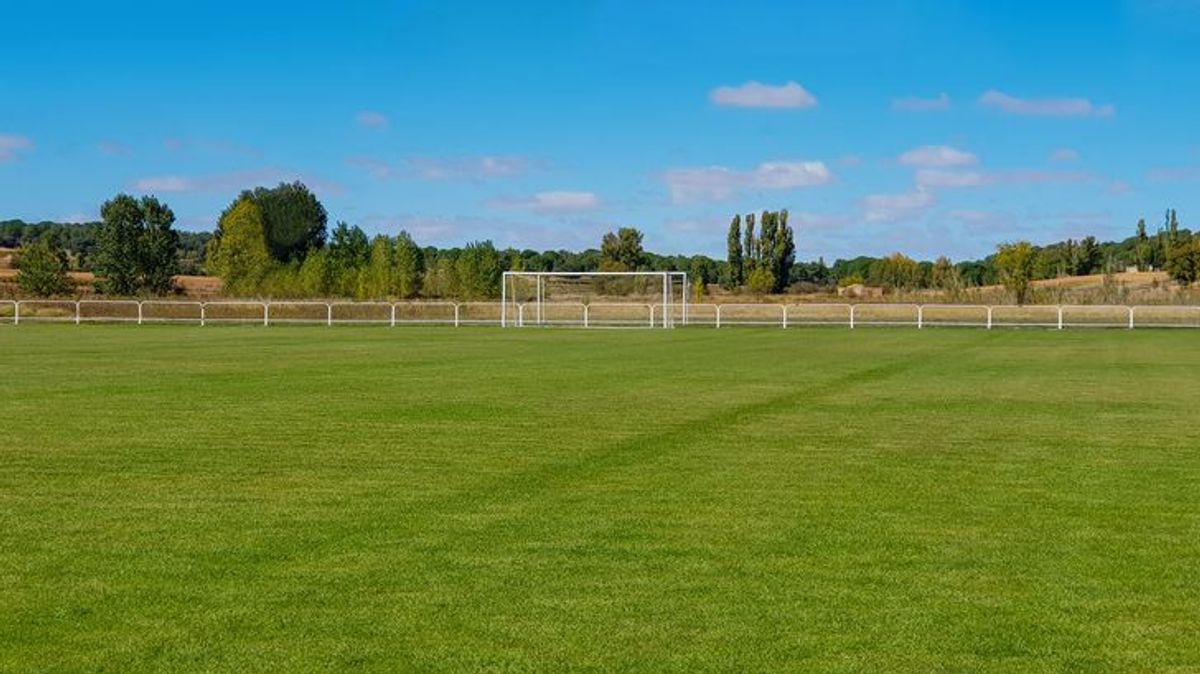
[599,227,645,271]
[871,252,921,290]
[359,235,395,299]
[298,248,331,297]
[94,194,181,296]
[726,215,743,288]
[1135,217,1153,271]
[328,222,370,297]
[138,196,180,294]
[454,241,501,299]
[1166,238,1200,286]
[393,230,425,298]
[931,256,960,290]
[95,194,146,295]
[746,266,775,295]
[765,209,795,292]
[743,213,757,273]
[995,241,1037,305]
[16,237,71,296]
[225,182,328,262]
[206,198,273,296]
[1076,235,1101,275]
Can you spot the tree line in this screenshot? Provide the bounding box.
[4,182,1196,301]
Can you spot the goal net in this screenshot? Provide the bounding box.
[502,271,689,328]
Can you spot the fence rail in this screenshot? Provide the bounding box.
[3,299,1200,329]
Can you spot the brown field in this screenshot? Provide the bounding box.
[0,270,222,297]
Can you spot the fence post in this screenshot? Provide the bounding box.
[584,304,590,328]
[200,303,206,327]
[75,301,81,325]
[137,301,144,326]
[263,302,269,327]
[1057,306,1063,330]
[986,306,992,330]
[13,301,18,326]
[390,304,396,328]
[849,304,856,330]
[326,303,332,327]
[518,303,524,327]
[454,304,460,328]
[781,304,788,329]
[1128,306,1135,330]
[716,305,722,329]
[917,305,923,330]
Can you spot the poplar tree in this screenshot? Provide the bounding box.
[726,215,743,287]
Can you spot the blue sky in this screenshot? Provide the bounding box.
[2,0,1199,261]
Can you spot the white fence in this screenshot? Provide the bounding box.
[3,299,1200,329]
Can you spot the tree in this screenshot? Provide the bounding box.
[393,231,425,298]
[764,209,795,293]
[746,266,775,295]
[455,241,501,299]
[931,256,960,291]
[328,221,370,297]
[226,182,328,262]
[1166,238,1200,286]
[726,215,743,288]
[359,235,395,299]
[95,194,180,296]
[298,248,331,297]
[995,241,1037,305]
[95,194,145,295]
[16,237,71,296]
[871,252,921,290]
[1135,218,1153,271]
[599,227,645,271]
[138,196,180,294]
[743,213,757,273]
[206,198,273,296]
[1076,236,1101,276]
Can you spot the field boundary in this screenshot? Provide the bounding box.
[3,298,1200,329]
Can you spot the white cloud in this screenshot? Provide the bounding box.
[356,110,389,128]
[347,154,532,181]
[709,81,818,109]
[1108,180,1133,195]
[753,161,833,189]
[664,160,832,204]
[861,189,935,223]
[995,169,1095,185]
[408,155,529,180]
[134,176,194,192]
[978,90,1115,117]
[131,169,344,196]
[898,145,978,167]
[1049,148,1080,162]
[345,155,395,179]
[0,134,33,161]
[892,93,951,111]
[789,212,853,231]
[915,169,991,188]
[488,190,600,213]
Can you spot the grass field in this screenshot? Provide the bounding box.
[2,325,1199,673]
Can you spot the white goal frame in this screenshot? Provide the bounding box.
[501,271,689,329]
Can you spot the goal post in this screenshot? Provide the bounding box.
[502,271,688,328]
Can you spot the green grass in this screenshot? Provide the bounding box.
[2,325,1199,673]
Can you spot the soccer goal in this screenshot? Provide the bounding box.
[502,271,689,328]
